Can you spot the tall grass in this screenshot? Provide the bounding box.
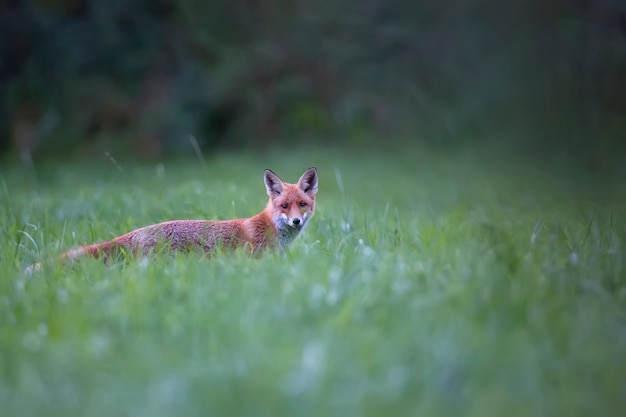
[0,144,624,417]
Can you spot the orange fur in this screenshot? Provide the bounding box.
[27,167,318,272]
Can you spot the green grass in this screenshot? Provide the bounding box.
[1,145,624,417]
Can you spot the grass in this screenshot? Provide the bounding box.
[0,144,624,417]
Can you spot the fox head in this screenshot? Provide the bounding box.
[264,167,318,237]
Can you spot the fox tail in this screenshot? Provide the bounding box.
[25,241,118,275]
[60,242,114,261]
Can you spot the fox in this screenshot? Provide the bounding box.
[26,167,318,273]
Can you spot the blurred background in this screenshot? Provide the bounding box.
[0,0,624,170]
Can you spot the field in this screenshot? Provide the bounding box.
[1,144,624,416]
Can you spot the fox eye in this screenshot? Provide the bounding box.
[281,203,289,209]
[299,202,307,207]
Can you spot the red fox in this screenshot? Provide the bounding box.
[26,167,318,272]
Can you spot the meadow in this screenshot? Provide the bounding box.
[0,144,624,417]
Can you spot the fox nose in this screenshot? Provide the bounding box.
[292,218,301,225]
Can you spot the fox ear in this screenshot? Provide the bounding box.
[298,167,318,196]
[264,169,284,197]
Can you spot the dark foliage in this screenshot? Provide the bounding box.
[0,0,624,162]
